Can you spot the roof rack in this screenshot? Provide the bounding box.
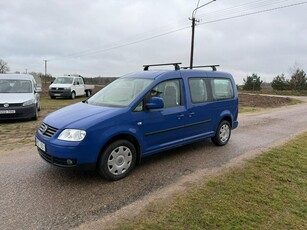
[181,65,220,71]
[64,74,83,77]
[143,62,182,71]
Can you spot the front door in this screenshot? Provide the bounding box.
[133,79,187,155]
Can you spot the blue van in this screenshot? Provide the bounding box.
[35,63,238,180]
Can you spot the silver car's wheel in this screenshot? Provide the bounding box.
[98,140,136,180]
[107,146,132,175]
[212,120,231,146]
[219,123,230,144]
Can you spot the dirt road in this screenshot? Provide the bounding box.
[0,98,306,230]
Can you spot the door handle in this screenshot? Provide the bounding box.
[188,112,195,117]
[177,114,184,120]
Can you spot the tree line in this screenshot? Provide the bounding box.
[0,59,117,86]
[242,65,307,91]
[1,59,306,91]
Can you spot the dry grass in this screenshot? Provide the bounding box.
[118,132,307,230]
[0,96,86,151]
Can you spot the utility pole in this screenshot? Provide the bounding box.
[44,60,47,77]
[189,0,216,69]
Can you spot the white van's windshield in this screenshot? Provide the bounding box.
[87,78,153,107]
[0,79,32,93]
[53,77,73,84]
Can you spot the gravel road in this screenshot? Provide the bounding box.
[0,98,306,230]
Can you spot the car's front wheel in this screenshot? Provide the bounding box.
[98,140,136,180]
[71,91,76,99]
[211,120,231,146]
[32,106,39,120]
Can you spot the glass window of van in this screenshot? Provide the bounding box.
[211,79,234,100]
[0,79,32,93]
[150,79,182,108]
[87,78,153,107]
[188,78,208,103]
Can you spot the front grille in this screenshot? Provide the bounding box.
[38,122,58,138]
[51,87,64,90]
[0,103,23,107]
[38,149,77,167]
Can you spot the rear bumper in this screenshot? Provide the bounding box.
[232,121,239,129]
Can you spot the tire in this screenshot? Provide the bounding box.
[211,120,231,146]
[86,90,91,97]
[98,140,136,181]
[71,91,76,99]
[32,106,39,120]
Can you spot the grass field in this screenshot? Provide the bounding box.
[0,94,303,151]
[117,132,307,230]
[0,96,86,151]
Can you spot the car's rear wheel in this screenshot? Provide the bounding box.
[211,120,231,146]
[98,140,136,180]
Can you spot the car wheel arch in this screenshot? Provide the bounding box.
[96,133,142,168]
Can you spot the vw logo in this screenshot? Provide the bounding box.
[4,103,9,108]
[42,125,48,134]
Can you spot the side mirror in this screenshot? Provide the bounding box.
[146,97,164,109]
[36,86,42,93]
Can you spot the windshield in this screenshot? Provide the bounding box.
[53,77,73,84]
[0,79,33,93]
[88,78,153,107]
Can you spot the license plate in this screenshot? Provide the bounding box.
[36,138,46,152]
[54,94,61,96]
[0,110,16,114]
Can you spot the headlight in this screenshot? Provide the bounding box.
[58,129,86,142]
[23,99,35,106]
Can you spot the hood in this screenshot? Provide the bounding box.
[44,102,123,130]
[49,83,71,88]
[0,93,34,103]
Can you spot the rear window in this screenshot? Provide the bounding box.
[210,79,234,100]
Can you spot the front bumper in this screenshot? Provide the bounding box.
[49,88,72,98]
[35,130,100,169]
[0,104,36,120]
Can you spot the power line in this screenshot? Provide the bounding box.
[46,1,306,62]
[48,0,296,61]
[199,1,307,25]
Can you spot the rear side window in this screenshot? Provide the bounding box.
[210,79,234,100]
[188,78,208,103]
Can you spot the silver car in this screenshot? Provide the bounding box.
[0,74,41,120]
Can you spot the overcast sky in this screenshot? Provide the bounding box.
[1,0,306,83]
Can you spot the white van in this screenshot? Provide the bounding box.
[0,74,41,120]
[48,75,94,99]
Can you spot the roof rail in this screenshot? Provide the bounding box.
[64,74,83,77]
[181,65,220,71]
[143,62,182,71]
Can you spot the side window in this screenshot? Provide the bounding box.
[133,79,182,112]
[189,78,208,103]
[152,79,182,108]
[211,79,234,100]
[79,78,84,85]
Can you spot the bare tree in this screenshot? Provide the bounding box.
[0,59,10,73]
